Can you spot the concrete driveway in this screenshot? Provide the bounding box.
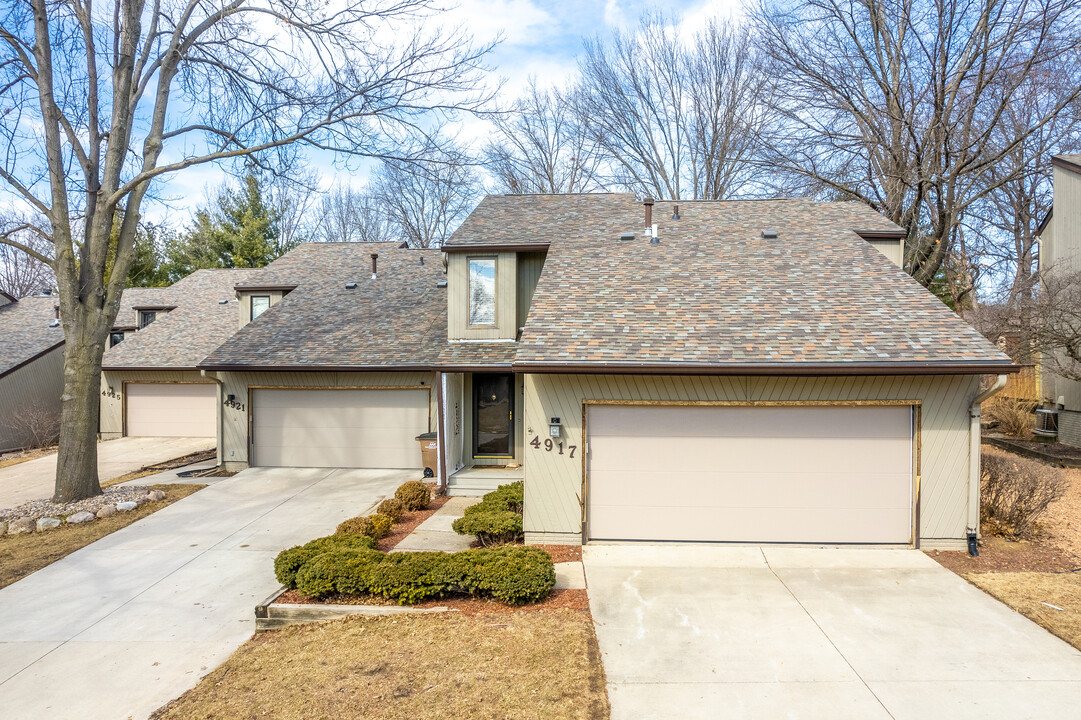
[0,466,412,719]
[586,545,1081,720]
[0,436,214,509]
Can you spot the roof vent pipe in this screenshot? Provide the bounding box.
[644,197,654,238]
[762,230,779,239]
[672,205,680,220]
[371,253,378,279]
[419,256,425,266]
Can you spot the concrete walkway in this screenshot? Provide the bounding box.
[0,466,414,719]
[585,545,1081,720]
[0,436,214,509]
[393,496,477,552]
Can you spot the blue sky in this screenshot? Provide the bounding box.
[151,0,744,222]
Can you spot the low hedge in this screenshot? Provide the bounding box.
[452,481,524,546]
[273,534,376,588]
[279,544,554,606]
[395,481,431,511]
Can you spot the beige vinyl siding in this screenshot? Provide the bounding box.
[1039,164,1081,420]
[217,370,437,470]
[100,370,212,440]
[516,251,546,329]
[522,373,980,547]
[447,253,517,340]
[238,290,285,328]
[0,344,64,452]
[867,238,903,267]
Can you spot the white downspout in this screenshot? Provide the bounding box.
[967,374,1008,554]
[201,369,224,468]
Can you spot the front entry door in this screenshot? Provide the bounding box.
[473,374,514,457]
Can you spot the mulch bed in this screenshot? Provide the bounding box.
[276,588,589,616]
[376,494,451,551]
[929,534,1081,574]
[532,544,582,563]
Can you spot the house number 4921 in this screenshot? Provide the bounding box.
[224,399,245,411]
[529,435,576,458]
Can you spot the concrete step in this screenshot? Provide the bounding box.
[445,483,501,497]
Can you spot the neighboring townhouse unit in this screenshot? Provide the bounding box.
[199,243,444,471]
[1037,153,1081,447]
[99,268,261,446]
[0,290,64,452]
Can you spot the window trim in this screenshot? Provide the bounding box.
[138,310,156,329]
[466,255,498,328]
[250,294,271,321]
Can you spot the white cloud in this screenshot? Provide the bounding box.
[603,0,629,29]
[443,0,556,46]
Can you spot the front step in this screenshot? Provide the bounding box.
[445,481,505,497]
[445,467,523,497]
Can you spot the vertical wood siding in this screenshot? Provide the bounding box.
[866,239,903,267]
[447,253,517,340]
[523,373,980,543]
[99,370,213,439]
[0,345,65,452]
[1041,165,1081,415]
[218,370,436,467]
[516,252,546,329]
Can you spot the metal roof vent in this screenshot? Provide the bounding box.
[762,230,779,239]
[437,280,448,289]
[48,319,59,327]
[218,299,228,304]
[345,282,357,290]
[419,256,425,265]
[672,205,680,220]
[649,234,660,245]
[619,232,635,242]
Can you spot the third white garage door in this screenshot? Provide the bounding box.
[251,388,429,468]
[586,404,914,544]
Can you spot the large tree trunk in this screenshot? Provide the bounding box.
[53,326,104,503]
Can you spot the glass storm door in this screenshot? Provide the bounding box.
[473,374,513,457]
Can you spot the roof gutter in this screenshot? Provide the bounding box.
[511,361,1019,376]
[967,374,1008,555]
[196,363,435,373]
[441,243,550,254]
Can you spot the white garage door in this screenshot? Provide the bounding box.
[587,405,913,544]
[252,389,429,468]
[125,383,217,438]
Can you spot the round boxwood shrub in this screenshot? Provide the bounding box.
[336,512,394,540]
[274,534,375,588]
[376,497,404,522]
[452,508,523,547]
[395,481,431,511]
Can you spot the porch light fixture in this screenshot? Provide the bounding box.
[227,394,236,402]
[549,417,562,438]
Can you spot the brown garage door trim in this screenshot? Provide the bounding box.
[246,385,432,467]
[122,379,218,437]
[581,399,922,548]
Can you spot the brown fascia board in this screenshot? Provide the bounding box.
[0,340,65,381]
[434,363,514,372]
[855,229,906,240]
[442,243,551,254]
[195,363,435,373]
[1051,155,1081,175]
[0,289,16,303]
[111,325,138,332]
[132,305,177,311]
[1037,208,1053,235]
[101,364,199,372]
[512,360,1019,376]
[234,284,298,292]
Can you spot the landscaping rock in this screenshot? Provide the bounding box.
[7,518,33,535]
[146,490,166,502]
[116,501,138,512]
[66,511,95,524]
[36,517,62,531]
[96,506,117,519]
[134,495,150,506]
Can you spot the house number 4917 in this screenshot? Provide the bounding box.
[529,435,576,458]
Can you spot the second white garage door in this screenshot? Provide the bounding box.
[587,404,913,544]
[125,383,217,437]
[252,388,429,468]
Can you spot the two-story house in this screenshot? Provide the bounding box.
[1037,153,1081,447]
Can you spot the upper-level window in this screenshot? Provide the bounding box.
[251,295,271,320]
[109,331,124,347]
[468,257,497,326]
[138,310,156,328]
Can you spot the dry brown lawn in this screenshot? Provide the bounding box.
[0,483,204,589]
[152,609,610,720]
[966,572,1081,650]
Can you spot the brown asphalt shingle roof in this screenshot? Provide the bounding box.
[436,342,518,368]
[0,296,63,377]
[200,245,446,369]
[103,269,262,369]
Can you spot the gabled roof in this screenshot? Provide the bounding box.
[0,296,63,378]
[459,194,1012,373]
[102,269,261,370]
[200,245,446,370]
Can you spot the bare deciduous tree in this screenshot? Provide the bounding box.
[0,0,490,501]
[0,220,54,297]
[315,183,397,244]
[752,0,1081,290]
[372,143,479,248]
[485,79,601,194]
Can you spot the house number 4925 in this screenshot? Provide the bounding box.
[529,435,576,458]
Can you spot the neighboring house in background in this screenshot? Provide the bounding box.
[99,269,260,448]
[0,291,65,452]
[1037,153,1081,447]
[198,242,444,472]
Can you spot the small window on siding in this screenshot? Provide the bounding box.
[138,311,156,328]
[109,332,124,347]
[468,257,497,326]
[251,295,271,320]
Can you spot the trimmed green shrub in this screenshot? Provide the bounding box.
[336,512,394,539]
[274,534,375,588]
[452,508,523,547]
[377,497,404,522]
[369,551,462,604]
[452,481,525,546]
[294,548,387,598]
[395,481,431,511]
[456,546,555,605]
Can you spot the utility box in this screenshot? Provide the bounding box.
[416,432,438,478]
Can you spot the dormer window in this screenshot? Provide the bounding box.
[468,257,497,326]
[251,295,271,320]
[138,310,156,328]
[109,331,124,347]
